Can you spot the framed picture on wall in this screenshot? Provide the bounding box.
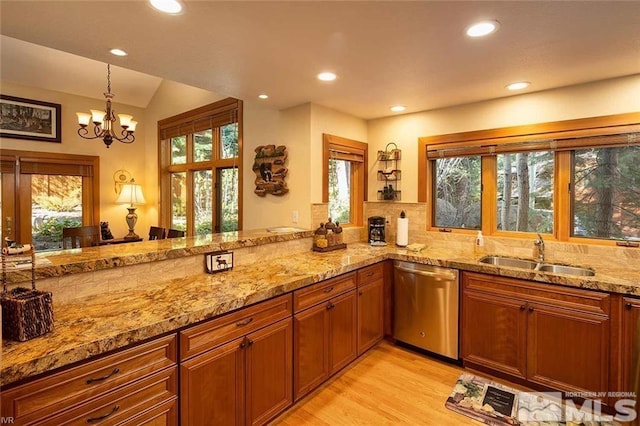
[0,95,61,143]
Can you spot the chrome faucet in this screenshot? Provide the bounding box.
[534,233,545,263]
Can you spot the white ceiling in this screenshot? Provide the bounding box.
[1,1,639,120]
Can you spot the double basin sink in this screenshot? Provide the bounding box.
[479,255,595,277]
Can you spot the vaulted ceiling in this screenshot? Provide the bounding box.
[1,1,639,119]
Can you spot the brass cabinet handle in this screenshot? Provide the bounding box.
[323,287,334,293]
[87,405,120,423]
[236,317,254,327]
[86,368,120,384]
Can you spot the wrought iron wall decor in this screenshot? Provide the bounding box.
[252,144,289,196]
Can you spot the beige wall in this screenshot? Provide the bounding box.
[367,74,640,203]
[4,73,639,239]
[0,81,147,238]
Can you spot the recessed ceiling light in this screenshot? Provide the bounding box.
[149,0,183,14]
[110,48,128,57]
[466,20,500,37]
[390,105,406,112]
[258,94,269,100]
[506,81,531,91]
[317,72,337,82]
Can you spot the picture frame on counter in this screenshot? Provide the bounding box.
[0,95,62,143]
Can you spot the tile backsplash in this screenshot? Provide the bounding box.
[365,201,640,270]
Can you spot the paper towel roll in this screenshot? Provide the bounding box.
[396,217,409,247]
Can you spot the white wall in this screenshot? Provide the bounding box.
[367,75,640,202]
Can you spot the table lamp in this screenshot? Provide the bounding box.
[115,179,146,240]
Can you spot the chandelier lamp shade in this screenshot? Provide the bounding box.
[115,179,146,240]
[76,64,137,148]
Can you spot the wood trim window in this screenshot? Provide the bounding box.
[158,98,242,235]
[0,149,99,249]
[418,112,640,245]
[322,134,368,227]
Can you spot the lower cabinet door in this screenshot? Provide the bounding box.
[357,279,384,355]
[462,289,527,380]
[621,297,640,395]
[245,318,293,426]
[527,303,609,393]
[180,337,245,426]
[329,290,357,373]
[293,302,330,401]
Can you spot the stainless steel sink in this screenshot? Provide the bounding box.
[479,255,596,276]
[479,256,538,269]
[536,264,595,277]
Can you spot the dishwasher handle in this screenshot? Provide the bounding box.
[395,264,457,281]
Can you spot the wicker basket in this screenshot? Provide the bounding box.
[1,246,54,341]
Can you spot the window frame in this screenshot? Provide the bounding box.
[0,149,99,246]
[322,134,368,227]
[158,98,242,235]
[418,112,640,245]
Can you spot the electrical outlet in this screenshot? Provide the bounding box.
[292,210,299,224]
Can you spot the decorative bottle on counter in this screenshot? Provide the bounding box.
[334,222,343,244]
[314,223,328,248]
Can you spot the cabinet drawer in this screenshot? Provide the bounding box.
[293,272,356,313]
[35,367,177,425]
[463,272,610,316]
[180,294,292,361]
[1,334,177,423]
[357,263,383,286]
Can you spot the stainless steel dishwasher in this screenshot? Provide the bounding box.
[393,261,459,360]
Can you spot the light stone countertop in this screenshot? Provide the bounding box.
[2,240,639,388]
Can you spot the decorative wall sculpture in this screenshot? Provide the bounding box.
[253,144,289,196]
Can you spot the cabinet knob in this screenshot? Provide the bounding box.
[519,305,526,311]
[625,302,633,310]
[247,339,254,346]
[359,290,364,296]
[240,339,247,349]
[326,302,335,310]
[528,306,534,312]
[86,367,120,384]
[87,405,120,423]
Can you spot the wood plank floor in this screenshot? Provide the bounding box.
[271,340,493,425]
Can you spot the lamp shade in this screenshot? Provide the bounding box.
[116,182,146,205]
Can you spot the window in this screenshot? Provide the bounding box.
[434,156,481,229]
[322,134,367,226]
[0,150,99,250]
[497,151,554,233]
[419,112,640,244]
[159,98,242,235]
[572,146,640,240]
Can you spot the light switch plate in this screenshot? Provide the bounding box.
[205,250,234,273]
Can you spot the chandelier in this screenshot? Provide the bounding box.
[76,64,136,148]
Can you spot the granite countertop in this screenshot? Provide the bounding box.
[2,242,639,388]
[2,228,315,285]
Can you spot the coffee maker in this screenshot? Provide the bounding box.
[368,216,387,246]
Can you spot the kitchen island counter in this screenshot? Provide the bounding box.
[2,242,639,387]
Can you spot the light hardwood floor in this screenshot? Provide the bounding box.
[271,340,489,425]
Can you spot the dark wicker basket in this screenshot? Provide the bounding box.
[1,246,54,341]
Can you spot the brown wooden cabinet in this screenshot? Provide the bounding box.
[293,272,357,401]
[1,334,178,426]
[179,294,293,426]
[357,263,385,355]
[620,296,640,395]
[462,271,611,394]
